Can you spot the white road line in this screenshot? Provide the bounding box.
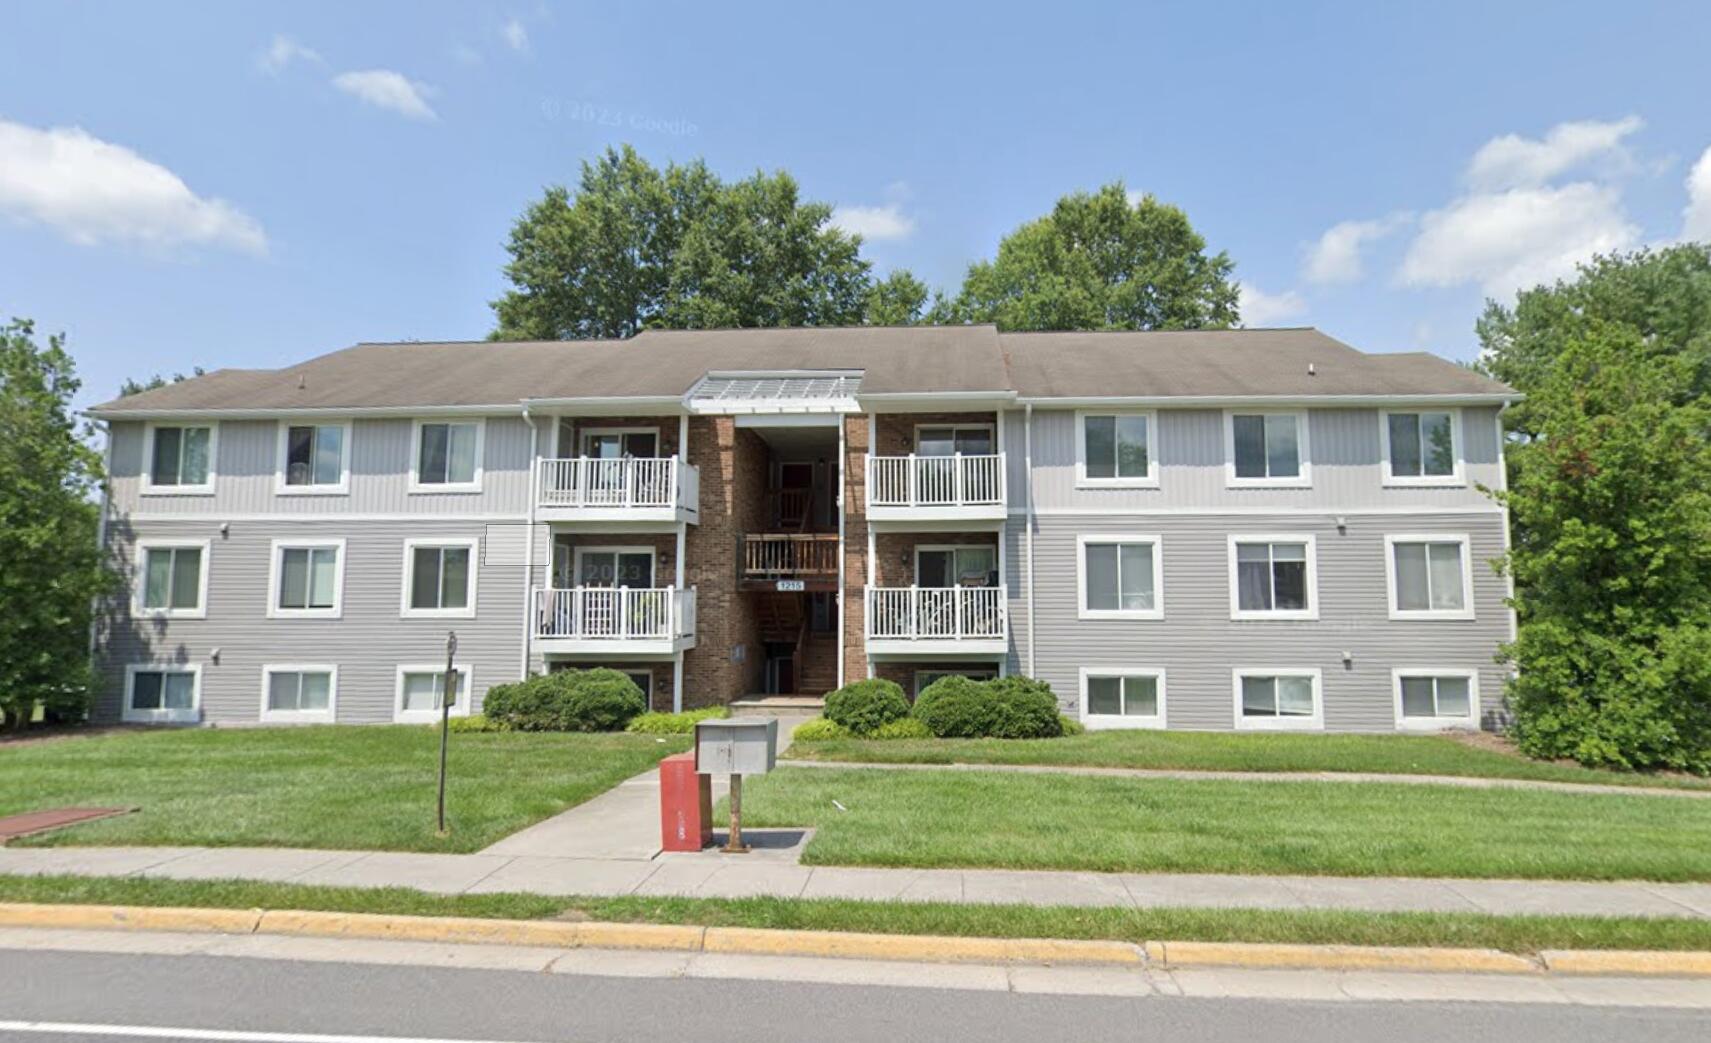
[0,1022,549,1043]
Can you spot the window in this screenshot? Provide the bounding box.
[269,540,344,618]
[913,668,998,696]
[403,539,477,617]
[1077,412,1156,486]
[1394,670,1478,729]
[413,420,482,489]
[124,664,200,723]
[1080,668,1165,729]
[914,425,993,457]
[1383,410,1461,484]
[1078,535,1163,619]
[1385,535,1474,620]
[915,545,997,588]
[1227,412,1308,485]
[580,428,659,458]
[136,540,208,617]
[1229,536,1317,620]
[396,665,471,721]
[574,547,656,588]
[279,422,348,492]
[1234,670,1322,730]
[144,424,215,492]
[262,666,336,722]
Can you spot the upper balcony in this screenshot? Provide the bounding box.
[866,453,1007,526]
[532,586,696,658]
[536,457,699,526]
[864,586,1008,657]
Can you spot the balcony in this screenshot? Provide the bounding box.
[741,533,840,591]
[536,457,699,526]
[866,454,1007,525]
[532,587,697,657]
[865,586,1008,657]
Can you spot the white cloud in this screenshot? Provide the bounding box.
[1237,283,1307,326]
[831,202,916,242]
[332,70,438,121]
[501,18,529,52]
[1682,145,1711,244]
[1399,182,1638,296]
[1303,214,1410,285]
[0,119,266,255]
[1465,116,1642,192]
[257,34,321,75]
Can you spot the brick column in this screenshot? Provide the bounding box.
[842,414,869,685]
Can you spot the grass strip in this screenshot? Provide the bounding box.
[3,873,1711,955]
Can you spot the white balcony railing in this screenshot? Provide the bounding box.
[867,454,1005,509]
[532,587,696,642]
[537,457,698,512]
[865,587,1007,642]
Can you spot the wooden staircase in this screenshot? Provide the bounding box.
[797,631,839,696]
[754,593,805,643]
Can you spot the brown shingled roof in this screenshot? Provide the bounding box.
[89,325,1511,415]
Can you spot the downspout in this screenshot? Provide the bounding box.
[1024,403,1036,677]
[836,413,847,690]
[520,406,538,680]
[673,413,689,713]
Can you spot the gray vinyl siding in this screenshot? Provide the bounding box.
[106,416,534,518]
[1004,407,1504,512]
[96,518,531,724]
[1005,511,1511,731]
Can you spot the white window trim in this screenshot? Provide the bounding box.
[133,538,211,620]
[274,420,353,495]
[1076,533,1165,620]
[910,421,996,456]
[1227,534,1319,621]
[122,662,202,724]
[1074,410,1160,488]
[577,426,662,457]
[400,537,480,619]
[912,668,998,696]
[572,545,659,587]
[1383,533,1476,621]
[1232,668,1324,731]
[1392,668,1481,732]
[140,421,218,496]
[1379,408,1466,487]
[259,664,339,724]
[912,543,999,588]
[395,663,473,723]
[408,418,486,493]
[266,538,347,620]
[1223,410,1311,488]
[1078,666,1167,730]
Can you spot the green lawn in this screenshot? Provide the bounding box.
[0,726,688,853]
[736,766,1711,881]
[787,729,1711,790]
[5,873,1711,955]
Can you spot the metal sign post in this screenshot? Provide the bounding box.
[436,631,457,837]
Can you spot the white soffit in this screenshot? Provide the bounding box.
[685,371,863,414]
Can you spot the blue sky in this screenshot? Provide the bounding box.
[2,1,1708,408]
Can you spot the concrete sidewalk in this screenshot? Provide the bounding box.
[4,842,1710,919]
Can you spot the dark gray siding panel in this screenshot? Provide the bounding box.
[1005,511,1511,731]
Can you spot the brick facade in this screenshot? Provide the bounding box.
[872,411,997,456]
[554,415,681,458]
[870,531,1000,587]
[679,416,768,704]
[841,414,868,685]
[548,658,676,713]
[872,660,1001,697]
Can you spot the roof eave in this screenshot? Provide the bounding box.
[1014,392,1520,408]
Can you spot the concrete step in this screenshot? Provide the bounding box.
[729,695,825,720]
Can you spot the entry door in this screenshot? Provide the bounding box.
[582,431,658,458]
[916,546,995,587]
[581,431,659,504]
[916,426,993,457]
[777,462,814,528]
[915,546,997,638]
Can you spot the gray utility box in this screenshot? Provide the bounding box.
[694,716,779,776]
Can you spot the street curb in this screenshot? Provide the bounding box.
[2,902,1708,976]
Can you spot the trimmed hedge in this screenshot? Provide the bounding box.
[869,716,933,740]
[482,669,647,732]
[823,678,910,735]
[913,674,1063,739]
[791,717,850,742]
[626,706,730,735]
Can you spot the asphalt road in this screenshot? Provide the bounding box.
[3,948,1710,1043]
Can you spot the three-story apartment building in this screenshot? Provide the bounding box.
[88,326,1516,732]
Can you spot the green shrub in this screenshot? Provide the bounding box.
[481,669,646,732]
[444,714,508,733]
[913,674,1063,739]
[823,678,910,735]
[790,716,850,742]
[626,705,730,734]
[868,716,933,740]
[1058,714,1086,736]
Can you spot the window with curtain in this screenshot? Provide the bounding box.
[1399,674,1473,718]
[141,545,203,613]
[1240,674,1317,719]
[1085,674,1160,717]
[417,422,479,485]
[1234,541,1310,614]
[1083,540,1158,614]
[285,424,345,486]
[267,670,333,713]
[1392,540,1468,614]
[278,545,339,611]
